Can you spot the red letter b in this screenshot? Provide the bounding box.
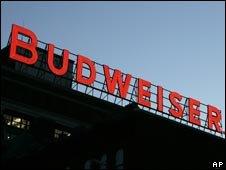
[9,24,38,65]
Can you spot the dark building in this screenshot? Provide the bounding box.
[1,42,225,170]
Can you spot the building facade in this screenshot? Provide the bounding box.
[1,26,225,169]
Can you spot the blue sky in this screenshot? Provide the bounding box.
[1,1,225,131]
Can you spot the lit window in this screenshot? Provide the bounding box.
[64,131,71,137]
[3,114,12,125]
[6,133,16,140]
[54,129,71,139]
[3,114,30,130]
[12,118,21,128]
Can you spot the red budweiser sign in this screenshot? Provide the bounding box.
[7,24,224,136]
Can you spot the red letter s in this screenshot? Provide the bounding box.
[169,91,183,118]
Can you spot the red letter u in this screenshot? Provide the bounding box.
[47,44,69,76]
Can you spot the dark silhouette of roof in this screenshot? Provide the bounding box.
[1,46,225,170]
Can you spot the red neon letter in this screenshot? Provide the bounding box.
[188,98,201,126]
[208,105,222,132]
[137,78,151,107]
[169,92,183,118]
[157,86,163,112]
[103,65,131,98]
[9,24,38,65]
[76,55,96,86]
[47,44,69,76]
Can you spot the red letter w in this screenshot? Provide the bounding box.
[103,65,131,99]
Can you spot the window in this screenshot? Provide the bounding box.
[85,154,107,169]
[100,154,107,169]
[54,129,71,139]
[115,149,124,169]
[84,159,101,170]
[4,114,12,125]
[84,150,123,170]
[6,133,17,140]
[3,114,30,130]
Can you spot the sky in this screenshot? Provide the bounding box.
[1,1,225,131]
